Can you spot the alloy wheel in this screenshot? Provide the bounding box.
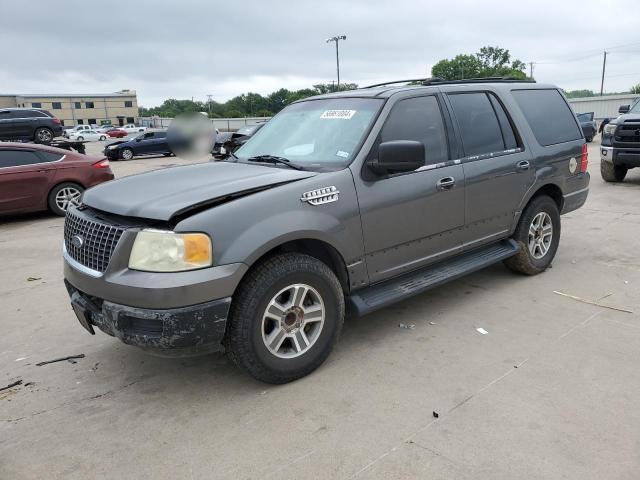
[55,186,82,212]
[528,211,553,259]
[261,283,325,359]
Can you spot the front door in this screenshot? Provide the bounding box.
[445,91,534,248]
[353,95,466,284]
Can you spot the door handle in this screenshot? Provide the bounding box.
[516,160,530,171]
[436,176,456,191]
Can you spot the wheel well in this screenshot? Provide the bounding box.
[530,184,563,211]
[250,239,350,294]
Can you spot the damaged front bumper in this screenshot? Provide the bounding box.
[65,280,231,356]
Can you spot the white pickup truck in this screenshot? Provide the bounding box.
[122,124,146,133]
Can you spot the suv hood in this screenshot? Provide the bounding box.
[82,161,317,221]
[615,113,640,123]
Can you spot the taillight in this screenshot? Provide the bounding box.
[93,159,110,169]
[52,117,61,125]
[580,143,588,173]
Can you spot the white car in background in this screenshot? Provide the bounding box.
[67,129,108,142]
[122,124,146,134]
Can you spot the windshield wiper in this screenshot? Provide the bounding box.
[247,155,303,170]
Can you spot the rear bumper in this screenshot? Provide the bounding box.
[601,146,640,168]
[561,172,590,215]
[65,280,230,355]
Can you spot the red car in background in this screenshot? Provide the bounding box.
[0,143,114,216]
[106,128,128,138]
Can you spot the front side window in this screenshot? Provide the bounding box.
[512,89,582,146]
[236,97,383,170]
[379,96,448,165]
[448,92,505,157]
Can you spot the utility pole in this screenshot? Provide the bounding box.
[600,51,607,96]
[206,94,213,117]
[326,35,347,91]
[528,61,535,79]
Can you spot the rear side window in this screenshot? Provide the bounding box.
[380,95,448,165]
[0,150,44,168]
[512,89,582,146]
[448,93,505,157]
[37,151,64,162]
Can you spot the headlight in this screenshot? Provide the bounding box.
[603,123,616,136]
[128,230,212,272]
[108,145,117,149]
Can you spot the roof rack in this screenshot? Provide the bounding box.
[363,76,535,89]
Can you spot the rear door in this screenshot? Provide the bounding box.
[11,110,34,137]
[444,90,534,249]
[0,149,59,213]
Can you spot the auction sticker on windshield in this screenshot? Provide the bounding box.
[320,110,356,119]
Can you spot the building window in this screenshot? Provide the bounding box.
[32,102,42,108]
[74,102,81,109]
[126,117,135,124]
[88,118,97,125]
[85,101,95,108]
[77,119,84,125]
[52,102,62,109]
[124,100,133,108]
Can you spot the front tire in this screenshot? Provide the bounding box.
[121,148,134,160]
[99,135,106,141]
[48,182,84,216]
[600,160,627,182]
[225,253,344,384]
[585,135,593,143]
[34,127,54,144]
[504,195,561,275]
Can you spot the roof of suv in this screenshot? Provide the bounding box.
[305,78,555,101]
[0,107,54,116]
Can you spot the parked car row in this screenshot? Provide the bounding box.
[0,142,113,216]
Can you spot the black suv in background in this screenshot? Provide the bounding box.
[0,108,64,144]
[600,98,640,182]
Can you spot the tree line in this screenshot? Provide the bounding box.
[139,46,639,118]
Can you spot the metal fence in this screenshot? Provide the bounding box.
[567,94,639,121]
[138,116,271,132]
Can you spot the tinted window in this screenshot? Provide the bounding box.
[488,94,518,150]
[126,117,135,124]
[577,113,593,122]
[0,150,44,168]
[448,93,504,156]
[31,102,42,108]
[155,131,167,138]
[380,96,448,165]
[38,151,64,162]
[512,89,582,146]
[77,119,84,124]
[52,102,62,109]
[85,102,95,108]
[88,118,96,125]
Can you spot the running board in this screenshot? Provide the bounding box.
[348,239,520,316]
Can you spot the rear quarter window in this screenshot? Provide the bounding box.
[512,89,582,146]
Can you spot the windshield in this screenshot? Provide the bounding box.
[630,99,640,114]
[235,97,383,170]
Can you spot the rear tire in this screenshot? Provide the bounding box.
[34,127,54,144]
[504,195,560,275]
[77,136,84,141]
[99,135,106,141]
[121,148,134,160]
[225,253,344,384]
[585,135,593,143]
[48,182,84,216]
[600,160,627,182]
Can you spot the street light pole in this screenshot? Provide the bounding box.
[326,35,347,91]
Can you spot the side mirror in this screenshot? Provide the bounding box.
[619,105,630,114]
[368,140,425,175]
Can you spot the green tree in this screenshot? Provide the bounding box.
[563,89,596,99]
[630,84,640,94]
[431,46,527,80]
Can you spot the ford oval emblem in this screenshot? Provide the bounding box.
[71,235,84,248]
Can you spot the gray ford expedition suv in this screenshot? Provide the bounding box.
[63,78,590,383]
[600,98,640,182]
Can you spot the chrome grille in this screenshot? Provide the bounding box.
[64,208,126,273]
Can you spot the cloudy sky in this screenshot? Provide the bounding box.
[1,0,639,107]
